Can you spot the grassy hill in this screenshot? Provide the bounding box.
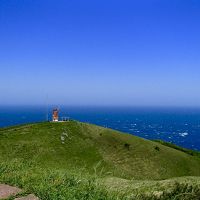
[0,121,200,199]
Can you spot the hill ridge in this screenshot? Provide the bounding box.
[0,121,200,180]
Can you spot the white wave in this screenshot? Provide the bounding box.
[179,132,189,137]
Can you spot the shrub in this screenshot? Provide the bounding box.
[155,146,160,151]
[124,143,130,150]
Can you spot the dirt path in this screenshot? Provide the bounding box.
[0,184,38,200]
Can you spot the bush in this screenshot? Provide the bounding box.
[124,143,130,150]
[155,146,160,151]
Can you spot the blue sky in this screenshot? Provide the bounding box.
[1,0,200,106]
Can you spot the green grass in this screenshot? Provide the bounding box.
[0,121,200,199]
[153,140,200,157]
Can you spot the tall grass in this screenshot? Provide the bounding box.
[0,160,120,200]
[1,160,200,199]
[134,183,200,200]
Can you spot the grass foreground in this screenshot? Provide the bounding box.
[0,121,200,199]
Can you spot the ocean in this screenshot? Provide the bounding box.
[0,106,200,151]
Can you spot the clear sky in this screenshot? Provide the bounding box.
[1,0,200,106]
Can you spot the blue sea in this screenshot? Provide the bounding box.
[0,106,200,151]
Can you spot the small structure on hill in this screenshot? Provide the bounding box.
[52,108,71,122]
[61,117,70,121]
[52,108,59,122]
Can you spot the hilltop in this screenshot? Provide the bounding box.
[0,121,200,199]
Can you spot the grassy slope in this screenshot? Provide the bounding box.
[153,140,200,157]
[0,121,200,180]
[0,121,200,199]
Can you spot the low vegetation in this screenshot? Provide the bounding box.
[0,121,200,199]
[154,140,200,157]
